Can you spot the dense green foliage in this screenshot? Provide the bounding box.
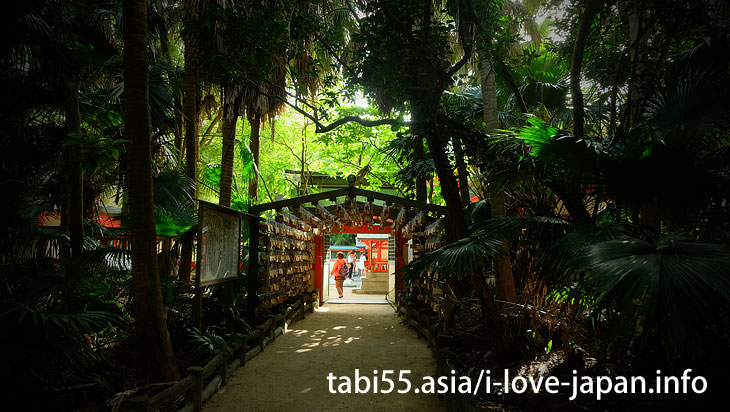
[1,0,729,409]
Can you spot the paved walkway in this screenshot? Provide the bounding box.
[204,304,443,412]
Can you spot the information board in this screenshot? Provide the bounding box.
[196,201,241,286]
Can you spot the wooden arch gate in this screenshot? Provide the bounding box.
[245,186,447,316]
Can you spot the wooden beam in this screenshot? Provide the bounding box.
[352,188,446,214]
[251,187,446,215]
[250,188,349,213]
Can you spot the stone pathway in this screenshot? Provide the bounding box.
[203,304,443,412]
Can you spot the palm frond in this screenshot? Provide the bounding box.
[154,170,195,208]
[464,199,491,223]
[571,234,730,366]
[198,162,222,198]
[187,327,227,358]
[514,116,603,183]
[644,72,730,142]
[519,79,568,113]
[0,304,122,384]
[473,216,576,247]
[155,201,197,238]
[73,247,131,273]
[2,305,122,340]
[400,233,503,285]
[541,224,621,280]
[442,86,483,120]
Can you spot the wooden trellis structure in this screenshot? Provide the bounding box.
[246,185,447,315]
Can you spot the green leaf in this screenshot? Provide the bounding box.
[573,233,730,366]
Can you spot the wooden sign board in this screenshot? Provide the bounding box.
[196,201,241,286]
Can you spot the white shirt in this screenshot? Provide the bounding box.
[347,254,355,264]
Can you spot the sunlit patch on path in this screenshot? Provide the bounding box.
[203,304,442,412]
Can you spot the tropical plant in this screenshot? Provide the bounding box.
[570,230,730,368]
[186,327,243,362]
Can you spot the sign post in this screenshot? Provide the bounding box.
[194,201,241,329]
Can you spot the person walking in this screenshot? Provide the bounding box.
[347,251,356,280]
[330,252,347,298]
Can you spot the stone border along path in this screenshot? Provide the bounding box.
[204,304,444,412]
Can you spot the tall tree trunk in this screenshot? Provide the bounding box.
[453,137,470,206]
[570,0,602,139]
[489,192,517,302]
[178,233,193,284]
[247,111,261,202]
[158,237,172,277]
[65,85,84,258]
[122,0,180,383]
[156,0,171,63]
[173,108,184,164]
[479,51,517,303]
[424,130,464,236]
[219,94,239,207]
[414,137,427,204]
[626,6,651,127]
[183,48,199,181]
[420,111,503,331]
[179,0,199,284]
[478,53,500,132]
[219,92,239,311]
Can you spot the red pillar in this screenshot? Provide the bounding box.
[314,234,324,303]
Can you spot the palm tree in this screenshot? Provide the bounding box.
[470,0,550,303]
[179,0,203,284]
[219,83,241,207]
[194,0,289,207]
[122,0,180,383]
